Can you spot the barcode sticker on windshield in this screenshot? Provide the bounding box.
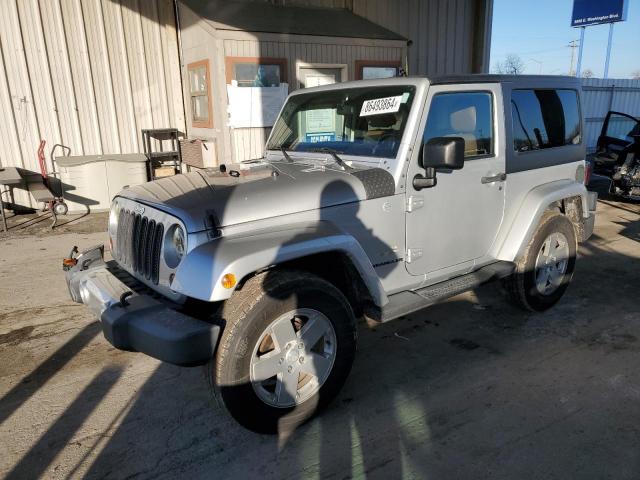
[360,96,403,117]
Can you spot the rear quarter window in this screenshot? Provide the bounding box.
[511,89,580,152]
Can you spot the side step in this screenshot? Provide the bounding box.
[379,261,515,323]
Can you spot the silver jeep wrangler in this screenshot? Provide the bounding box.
[65,75,597,433]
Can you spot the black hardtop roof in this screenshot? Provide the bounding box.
[428,74,582,88]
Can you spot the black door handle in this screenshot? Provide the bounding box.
[481,173,507,184]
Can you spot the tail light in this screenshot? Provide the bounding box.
[584,161,593,186]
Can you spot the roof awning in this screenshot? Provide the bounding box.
[182,0,406,41]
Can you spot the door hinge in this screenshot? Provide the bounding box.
[406,248,423,263]
[406,195,424,212]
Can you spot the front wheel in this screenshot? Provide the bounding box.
[504,212,577,312]
[210,270,357,434]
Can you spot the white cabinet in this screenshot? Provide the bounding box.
[56,154,147,213]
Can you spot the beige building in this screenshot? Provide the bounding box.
[0,0,492,208]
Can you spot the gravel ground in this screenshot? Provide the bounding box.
[0,195,639,480]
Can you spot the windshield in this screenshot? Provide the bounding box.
[267,85,416,159]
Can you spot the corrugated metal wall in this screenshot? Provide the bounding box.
[239,0,491,75]
[351,0,481,75]
[1,0,492,202]
[223,37,404,161]
[581,78,640,152]
[0,0,184,207]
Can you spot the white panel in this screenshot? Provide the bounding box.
[159,0,185,130]
[40,0,84,158]
[0,25,22,171]
[18,0,61,172]
[114,0,147,153]
[60,0,103,156]
[81,0,121,154]
[139,0,171,128]
[1,0,42,206]
[2,0,41,170]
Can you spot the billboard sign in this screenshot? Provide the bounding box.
[571,0,628,27]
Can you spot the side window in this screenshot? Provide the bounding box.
[355,60,401,80]
[511,89,580,152]
[188,60,212,128]
[423,92,494,158]
[225,57,287,87]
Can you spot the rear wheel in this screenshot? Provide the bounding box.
[210,270,356,434]
[504,212,577,311]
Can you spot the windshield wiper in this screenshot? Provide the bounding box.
[307,147,352,170]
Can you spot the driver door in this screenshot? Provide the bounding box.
[594,111,640,172]
[405,84,506,282]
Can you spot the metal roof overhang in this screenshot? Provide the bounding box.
[181,0,407,41]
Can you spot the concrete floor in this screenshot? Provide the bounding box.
[0,197,639,479]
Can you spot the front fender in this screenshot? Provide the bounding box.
[494,180,589,262]
[171,222,388,306]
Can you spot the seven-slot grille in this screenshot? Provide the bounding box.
[115,208,164,284]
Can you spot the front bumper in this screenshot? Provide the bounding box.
[64,245,220,366]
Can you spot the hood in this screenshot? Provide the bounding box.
[117,160,396,232]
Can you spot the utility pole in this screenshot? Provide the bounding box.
[568,40,579,76]
[528,58,543,74]
[604,23,615,79]
[576,27,585,77]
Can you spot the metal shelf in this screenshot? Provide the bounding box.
[141,129,185,180]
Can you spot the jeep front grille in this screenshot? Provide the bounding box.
[116,209,164,284]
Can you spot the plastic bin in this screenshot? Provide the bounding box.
[56,154,147,213]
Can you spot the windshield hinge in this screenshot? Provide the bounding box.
[406,248,423,263]
[406,195,424,213]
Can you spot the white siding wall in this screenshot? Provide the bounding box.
[222,35,404,162]
[208,0,492,162]
[1,0,493,199]
[0,0,184,207]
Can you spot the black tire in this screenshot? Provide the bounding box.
[209,269,357,434]
[504,212,577,312]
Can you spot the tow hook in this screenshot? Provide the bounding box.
[62,246,79,271]
[119,291,134,307]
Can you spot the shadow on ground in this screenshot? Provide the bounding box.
[1,166,638,479]
[2,199,640,479]
[0,211,108,238]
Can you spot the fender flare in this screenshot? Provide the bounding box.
[494,180,589,262]
[171,222,388,306]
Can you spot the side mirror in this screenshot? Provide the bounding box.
[413,137,465,190]
[420,137,465,170]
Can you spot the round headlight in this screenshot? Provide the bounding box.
[172,225,186,258]
[165,224,187,268]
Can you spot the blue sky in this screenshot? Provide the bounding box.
[490,0,640,78]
